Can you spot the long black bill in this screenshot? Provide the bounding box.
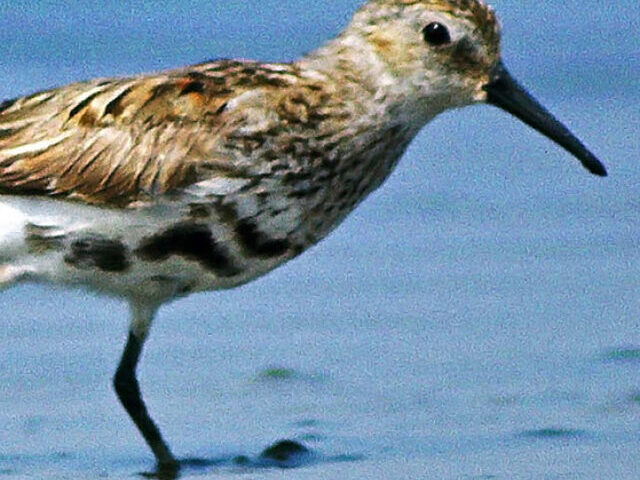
[483,61,607,177]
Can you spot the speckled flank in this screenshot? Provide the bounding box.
[136,222,242,277]
[24,223,66,254]
[64,236,130,272]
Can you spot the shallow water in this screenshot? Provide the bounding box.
[0,1,639,479]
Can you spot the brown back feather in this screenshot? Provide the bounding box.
[0,61,302,207]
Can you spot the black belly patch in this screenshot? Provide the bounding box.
[235,219,290,258]
[135,223,241,277]
[215,203,291,258]
[64,236,130,272]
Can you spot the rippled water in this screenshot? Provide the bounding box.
[0,1,638,479]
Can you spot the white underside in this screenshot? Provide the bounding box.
[0,195,283,305]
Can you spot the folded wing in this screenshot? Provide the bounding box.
[0,60,300,207]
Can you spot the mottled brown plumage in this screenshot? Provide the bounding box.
[0,61,338,206]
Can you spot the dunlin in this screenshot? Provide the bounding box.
[0,0,606,473]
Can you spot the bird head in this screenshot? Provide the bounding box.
[346,0,606,175]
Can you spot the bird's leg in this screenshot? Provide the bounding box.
[113,303,178,473]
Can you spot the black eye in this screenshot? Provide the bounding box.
[422,22,451,46]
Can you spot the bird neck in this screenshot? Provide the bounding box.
[296,31,428,130]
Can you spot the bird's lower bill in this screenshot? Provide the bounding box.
[482,61,607,177]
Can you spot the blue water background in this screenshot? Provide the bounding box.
[0,1,638,478]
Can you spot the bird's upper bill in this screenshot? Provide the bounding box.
[483,62,607,176]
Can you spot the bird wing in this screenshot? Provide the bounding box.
[0,60,305,207]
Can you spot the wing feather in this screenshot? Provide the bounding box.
[0,60,306,207]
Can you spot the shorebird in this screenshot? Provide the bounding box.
[0,0,606,474]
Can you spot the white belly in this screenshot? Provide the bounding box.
[0,195,293,302]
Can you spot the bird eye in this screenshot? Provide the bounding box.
[422,22,451,46]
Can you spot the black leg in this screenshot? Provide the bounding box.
[114,331,179,473]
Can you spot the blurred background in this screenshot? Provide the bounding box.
[0,1,638,478]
